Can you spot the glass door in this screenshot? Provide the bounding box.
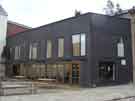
[71,64,80,84]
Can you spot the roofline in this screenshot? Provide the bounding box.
[8,20,32,29]
[114,8,135,16]
[115,12,128,16]
[6,12,130,39]
[6,12,89,38]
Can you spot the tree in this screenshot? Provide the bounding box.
[115,3,122,14]
[104,0,115,15]
[104,0,123,15]
[74,10,81,17]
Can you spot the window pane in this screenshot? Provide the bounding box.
[72,34,80,56]
[18,47,20,58]
[15,46,20,60]
[29,45,32,59]
[46,64,56,79]
[117,38,124,57]
[47,40,52,58]
[29,43,38,59]
[117,43,124,57]
[58,38,64,57]
[10,48,12,59]
[32,47,37,59]
[81,34,86,56]
[15,46,18,59]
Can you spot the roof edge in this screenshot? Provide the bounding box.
[8,20,32,29]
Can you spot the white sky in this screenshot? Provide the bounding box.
[1,0,135,28]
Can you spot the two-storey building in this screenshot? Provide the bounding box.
[6,12,133,87]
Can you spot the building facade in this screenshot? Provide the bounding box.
[115,8,135,85]
[6,13,133,87]
[0,5,7,79]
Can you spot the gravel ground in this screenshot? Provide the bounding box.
[0,84,135,101]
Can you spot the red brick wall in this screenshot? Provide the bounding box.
[7,22,30,37]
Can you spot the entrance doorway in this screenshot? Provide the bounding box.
[13,62,80,85]
[99,61,115,81]
[12,64,20,76]
[45,62,80,85]
[71,64,80,84]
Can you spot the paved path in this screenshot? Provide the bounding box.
[0,84,135,101]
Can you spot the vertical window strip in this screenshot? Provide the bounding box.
[72,33,86,56]
[117,37,124,57]
[47,40,52,58]
[72,34,80,56]
[10,47,12,59]
[15,46,17,59]
[15,46,20,60]
[32,46,37,59]
[29,45,32,59]
[18,46,20,58]
[29,43,38,60]
[58,38,64,57]
[81,34,86,56]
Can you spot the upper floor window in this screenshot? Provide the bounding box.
[81,34,86,56]
[22,42,26,58]
[58,38,64,57]
[29,43,38,60]
[14,46,20,60]
[46,40,52,58]
[72,33,86,56]
[72,34,80,56]
[117,37,124,57]
[10,47,12,57]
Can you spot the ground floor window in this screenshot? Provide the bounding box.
[99,61,115,81]
[11,62,80,84]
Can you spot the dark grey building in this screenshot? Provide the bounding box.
[6,12,133,87]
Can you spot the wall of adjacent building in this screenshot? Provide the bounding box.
[115,11,135,85]
[7,21,30,37]
[130,14,135,85]
[0,14,7,78]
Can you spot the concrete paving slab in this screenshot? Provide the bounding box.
[0,84,135,101]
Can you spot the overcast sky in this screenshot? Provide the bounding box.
[1,0,135,28]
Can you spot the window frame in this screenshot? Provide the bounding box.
[14,46,21,60]
[117,37,125,57]
[46,40,52,58]
[29,42,38,60]
[58,37,64,58]
[72,33,86,56]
